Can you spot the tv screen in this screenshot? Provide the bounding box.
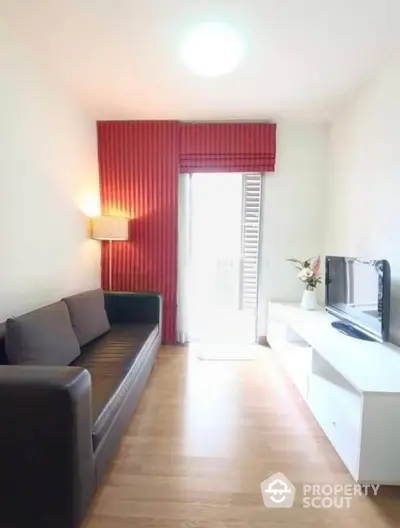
[325,257,391,342]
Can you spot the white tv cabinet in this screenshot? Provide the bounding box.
[268,302,400,484]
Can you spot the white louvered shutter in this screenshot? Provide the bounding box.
[239,173,262,311]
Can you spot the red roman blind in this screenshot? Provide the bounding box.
[179,122,276,173]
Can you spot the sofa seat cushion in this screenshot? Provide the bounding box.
[63,289,110,347]
[72,323,159,448]
[6,301,81,366]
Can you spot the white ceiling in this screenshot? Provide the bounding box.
[1,0,400,121]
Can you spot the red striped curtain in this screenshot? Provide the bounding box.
[97,121,179,343]
[179,122,276,172]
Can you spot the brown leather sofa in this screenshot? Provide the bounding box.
[0,290,162,528]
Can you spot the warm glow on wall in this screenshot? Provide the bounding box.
[105,208,133,219]
[80,194,101,217]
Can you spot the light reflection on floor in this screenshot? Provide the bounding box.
[188,306,256,344]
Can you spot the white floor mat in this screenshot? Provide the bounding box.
[191,343,256,361]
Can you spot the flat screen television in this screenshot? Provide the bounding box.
[325,256,391,342]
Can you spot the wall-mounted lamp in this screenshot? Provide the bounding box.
[92,216,129,290]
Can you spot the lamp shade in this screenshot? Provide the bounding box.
[92,216,129,241]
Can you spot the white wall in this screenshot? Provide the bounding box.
[0,20,101,320]
[258,121,329,336]
[326,57,400,345]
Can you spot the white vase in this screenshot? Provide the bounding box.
[301,289,318,310]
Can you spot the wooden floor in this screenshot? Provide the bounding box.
[84,345,400,528]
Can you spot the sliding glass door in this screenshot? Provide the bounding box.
[178,173,263,344]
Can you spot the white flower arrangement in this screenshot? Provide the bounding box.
[287,256,322,291]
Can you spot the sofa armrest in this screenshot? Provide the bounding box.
[0,366,95,528]
[104,292,163,330]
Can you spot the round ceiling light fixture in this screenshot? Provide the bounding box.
[180,22,245,77]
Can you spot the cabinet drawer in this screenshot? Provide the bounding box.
[308,378,361,479]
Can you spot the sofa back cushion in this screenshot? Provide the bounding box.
[6,301,81,366]
[63,289,110,347]
[0,323,8,365]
